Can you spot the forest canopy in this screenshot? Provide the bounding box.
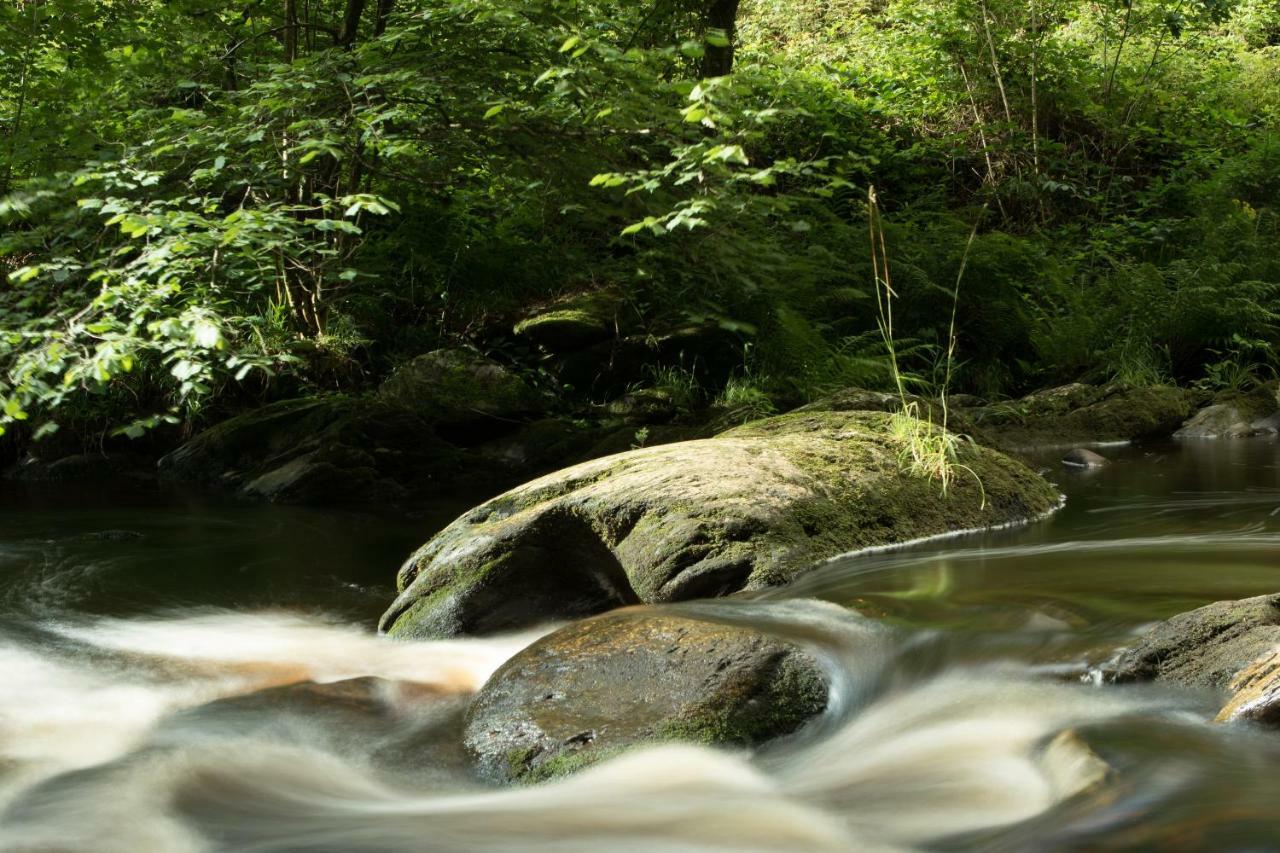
[2,0,1279,443]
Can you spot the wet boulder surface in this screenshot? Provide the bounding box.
[1109,593,1280,690]
[1110,593,1280,726]
[380,409,1060,639]
[463,608,830,783]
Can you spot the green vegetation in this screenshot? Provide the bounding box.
[2,0,1279,448]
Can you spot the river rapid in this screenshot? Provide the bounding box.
[1,438,1279,851]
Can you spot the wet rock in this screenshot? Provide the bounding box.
[513,290,626,352]
[969,383,1195,450]
[1042,729,1111,799]
[1176,384,1280,439]
[1110,593,1280,690]
[1217,650,1280,726]
[380,409,1059,638]
[463,609,829,783]
[1061,448,1109,469]
[378,348,546,433]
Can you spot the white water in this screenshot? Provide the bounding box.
[3,438,1280,850]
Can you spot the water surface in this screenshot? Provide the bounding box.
[2,438,1278,851]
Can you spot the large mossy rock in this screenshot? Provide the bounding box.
[380,409,1060,638]
[463,608,829,783]
[378,348,546,432]
[966,383,1195,450]
[513,290,625,352]
[1110,594,1280,690]
[1175,383,1280,439]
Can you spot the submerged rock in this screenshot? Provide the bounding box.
[380,409,1059,638]
[463,608,829,783]
[1061,448,1109,469]
[969,383,1195,450]
[1109,593,1280,690]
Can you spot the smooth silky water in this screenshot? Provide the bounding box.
[1,438,1278,851]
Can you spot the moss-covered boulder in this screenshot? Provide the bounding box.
[967,383,1195,450]
[1175,383,1280,439]
[463,608,829,783]
[1110,593,1280,690]
[380,409,1059,638]
[378,348,546,432]
[513,290,625,352]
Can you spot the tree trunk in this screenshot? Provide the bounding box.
[374,0,394,36]
[338,0,366,46]
[701,0,739,77]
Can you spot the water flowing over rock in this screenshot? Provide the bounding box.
[380,409,1060,638]
[463,608,830,783]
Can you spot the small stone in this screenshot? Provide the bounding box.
[1061,448,1109,469]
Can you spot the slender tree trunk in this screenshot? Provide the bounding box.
[701,0,739,77]
[374,0,394,35]
[338,0,366,47]
[283,0,298,61]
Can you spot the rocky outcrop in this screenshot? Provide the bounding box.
[380,409,1060,639]
[1109,593,1280,726]
[1175,384,1280,439]
[513,290,626,352]
[1109,593,1280,690]
[378,348,547,434]
[965,383,1195,450]
[158,397,459,504]
[463,608,829,783]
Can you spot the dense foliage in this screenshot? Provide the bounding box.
[2,0,1279,442]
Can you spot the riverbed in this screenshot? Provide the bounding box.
[1,437,1278,851]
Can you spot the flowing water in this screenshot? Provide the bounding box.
[1,438,1279,851]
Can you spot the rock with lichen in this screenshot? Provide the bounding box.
[463,608,830,783]
[966,383,1195,450]
[379,409,1060,639]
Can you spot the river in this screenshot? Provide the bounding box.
[1,437,1278,851]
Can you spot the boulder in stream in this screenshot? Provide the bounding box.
[1109,593,1280,690]
[1110,593,1280,726]
[380,409,1060,638]
[1175,384,1280,439]
[463,608,830,783]
[966,383,1195,451]
[1061,448,1109,469]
